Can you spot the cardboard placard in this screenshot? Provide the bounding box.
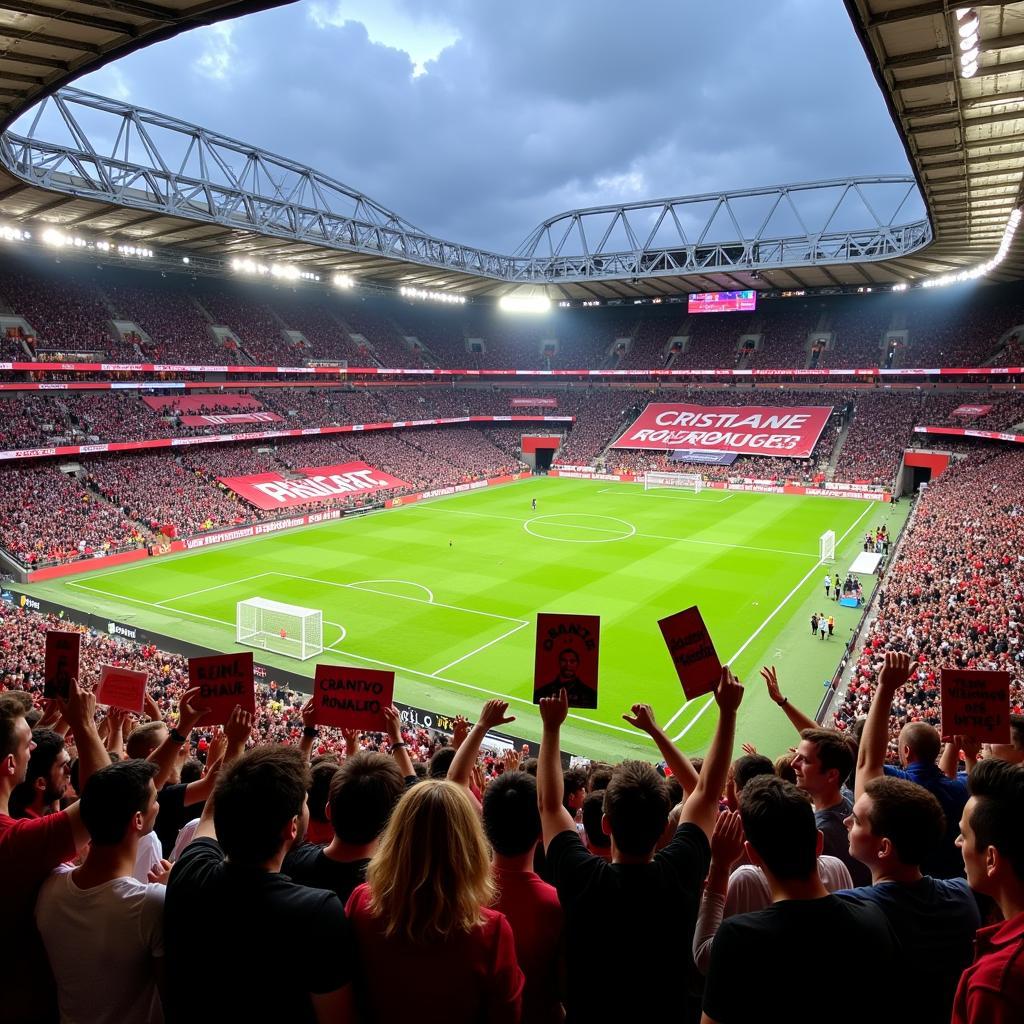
[658,606,722,700]
[533,614,600,709]
[96,664,148,714]
[940,669,1012,743]
[312,664,394,730]
[187,652,255,726]
[44,630,80,701]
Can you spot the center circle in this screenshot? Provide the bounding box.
[523,514,637,544]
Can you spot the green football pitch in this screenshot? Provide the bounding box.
[27,477,908,761]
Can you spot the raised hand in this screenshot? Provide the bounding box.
[382,705,404,745]
[175,687,211,736]
[342,729,361,755]
[477,699,516,731]
[452,715,470,750]
[300,697,317,730]
[710,809,746,869]
[503,749,521,773]
[223,705,253,748]
[60,678,97,735]
[622,703,660,735]
[538,688,569,730]
[143,691,162,723]
[714,667,744,713]
[147,858,173,885]
[741,742,758,757]
[205,728,227,772]
[878,650,914,693]
[471,763,486,796]
[760,666,783,704]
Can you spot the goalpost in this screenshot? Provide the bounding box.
[820,530,836,563]
[643,470,703,494]
[236,597,323,661]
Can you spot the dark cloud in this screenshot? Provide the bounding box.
[52,0,910,252]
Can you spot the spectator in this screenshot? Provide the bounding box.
[483,769,564,1024]
[537,674,742,1023]
[0,682,108,1024]
[701,776,898,1024]
[164,738,355,1024]
[792,727,871,886]
[283,751,404,905]
[952,758,1024,1024]
[838,775,980,1023]
[35,759,165,1024]
[346,780,524,1024]
[581,791,611,860]
[9,728,71,819]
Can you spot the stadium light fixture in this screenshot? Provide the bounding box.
[332,273,354,289]
[231,257,317,282]
[0,225,29,242]
[499,293,552,314]
[922,208,1021,288]
[399,286,467,305]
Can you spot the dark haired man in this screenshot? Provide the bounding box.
[9,729,70,819]
[36,760,165,1024]
[581,792,611,860]
[284,751,403,905]
[164,743,355,1024]
[952,758,1024,1024]
[701,776,896,1024]
[538,670,743,1023]
[793,726,870,885]
[483,769,563,1024]
[837,775,980,1023]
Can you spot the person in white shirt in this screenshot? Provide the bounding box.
[36,759,165,1024]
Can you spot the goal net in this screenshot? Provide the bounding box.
[820,530,836,563]
[643,471,703,493]
[236,597,323,661]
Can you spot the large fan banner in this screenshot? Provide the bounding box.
[219,462,410,510]
[611,403,833,458]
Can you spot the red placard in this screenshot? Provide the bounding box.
[96,664,148,714]
[533,614,600,709]
[951,404,992,417]
[312,664,394,730]
[658,606,722,700]
[611,403,833,458]
[940,669,1012,743]
[44,630,80,700]
[187,652,256,725]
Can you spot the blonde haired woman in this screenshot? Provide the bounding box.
[346,779,524,1023]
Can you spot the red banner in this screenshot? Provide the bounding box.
[179,412,284,426]
[952,404,993,417]
[914,426,1024,445]
[218,461,410,511]
[611,403,833,457]
[511,397,558,407]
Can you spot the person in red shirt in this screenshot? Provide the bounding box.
[346,780,523,1024]
[0,682,109,1024]
[953,758,1024,1024]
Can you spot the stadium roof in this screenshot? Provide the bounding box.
[845,0,1024,282]
[0,2,1017,300]
[0,0,296,131]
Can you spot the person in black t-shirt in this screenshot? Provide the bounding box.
[537,669,744,1024]
[165,741,355,1024]
[283,751,405,905]
[701,776,897,1024]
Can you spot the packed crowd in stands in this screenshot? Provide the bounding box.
[833,447,1024,747]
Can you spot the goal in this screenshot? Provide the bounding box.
[643,471,703,493]
[236,598,323,661]
[820,530,836,563]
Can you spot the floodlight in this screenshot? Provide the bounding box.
[958,13,979,37]
[498,294,552,314]
[961,61,978,78]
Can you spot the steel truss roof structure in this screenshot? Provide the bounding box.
[0,2,1015,299]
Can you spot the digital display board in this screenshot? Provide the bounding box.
[687,290,757,314]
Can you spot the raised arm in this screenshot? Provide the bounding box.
[298,698,318,762]
[537,689,577,849]
[760,666,816,734]
[855,650,912,800]
[383,706,415,780]
[147,688,210,790]
[681,668,743,839]
[449,700,516,793]
[58,679,108,849]
[622,703,700,796]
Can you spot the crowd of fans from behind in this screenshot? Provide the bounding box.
[2,589,1023,1022]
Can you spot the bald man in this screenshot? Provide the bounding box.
[883,721,968,879]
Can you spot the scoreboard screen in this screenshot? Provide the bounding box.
[687,290,757,314]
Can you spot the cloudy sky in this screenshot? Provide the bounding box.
[34,0,911,252]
